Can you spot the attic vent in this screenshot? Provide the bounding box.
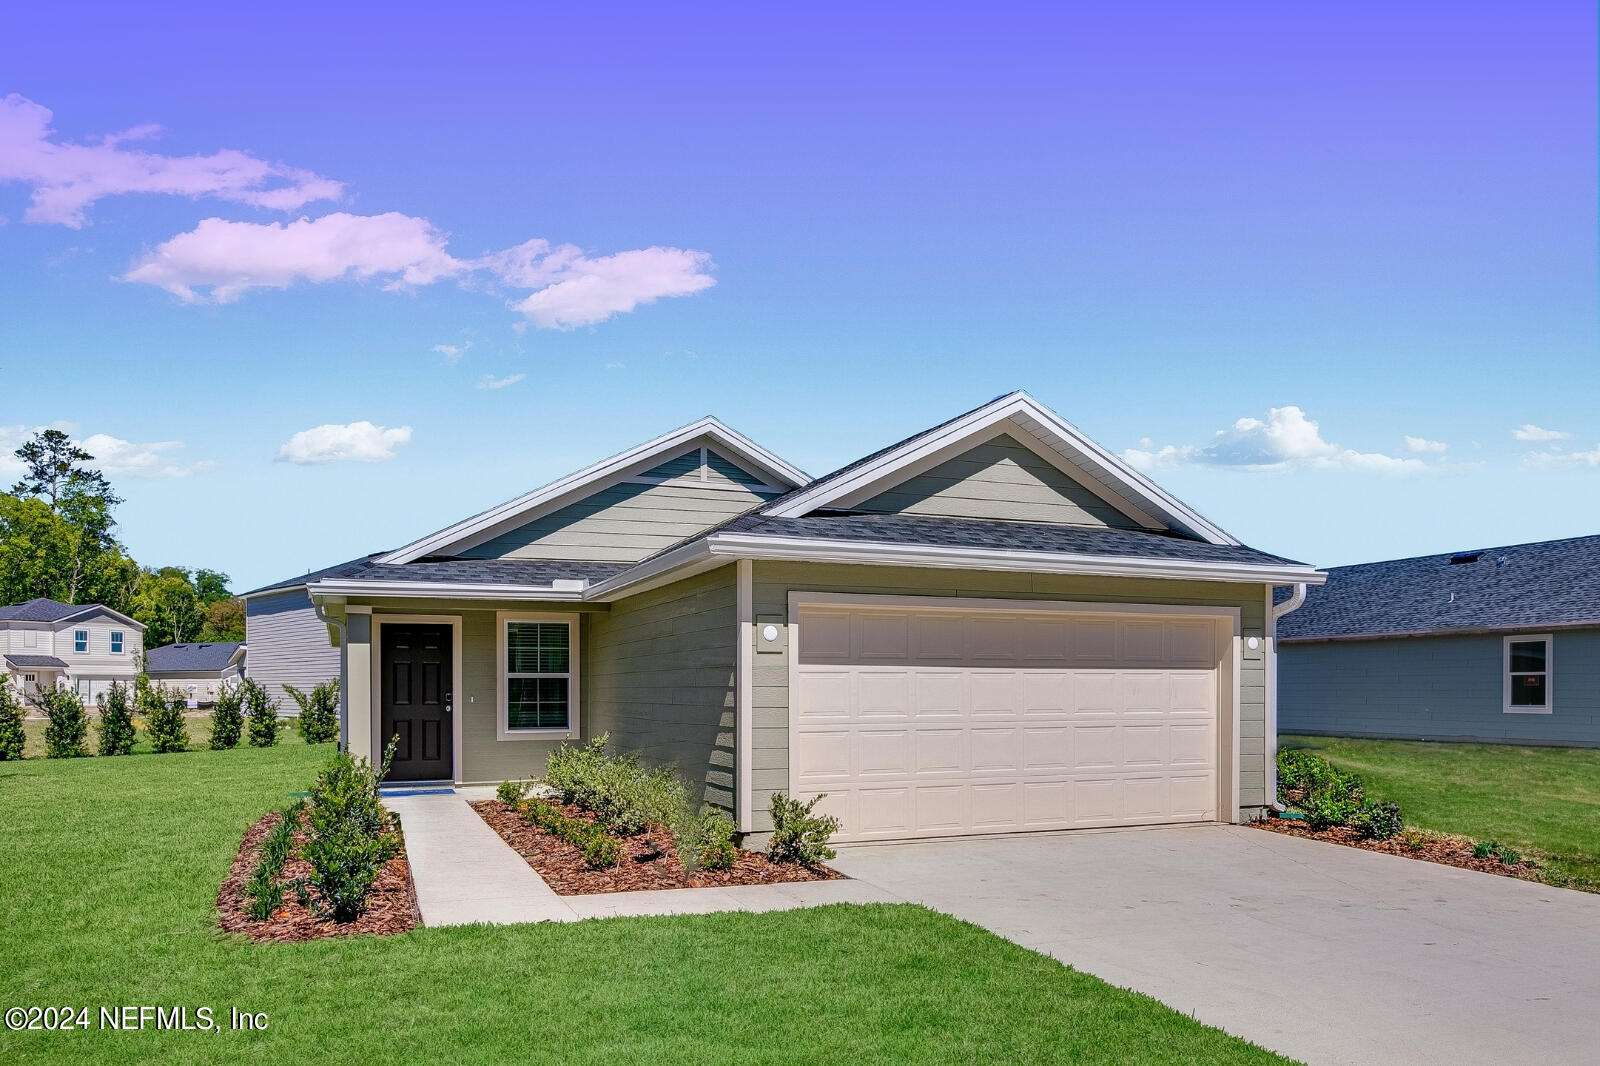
[1449,551,1483,565]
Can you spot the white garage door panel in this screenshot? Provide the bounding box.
[794,605,1221,841]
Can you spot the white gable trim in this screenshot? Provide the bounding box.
[762,392,1238,546]
[377,418,809,565]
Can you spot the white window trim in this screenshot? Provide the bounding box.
[111,631,124,654]
[496,611,580,741]
[73,629,89,653]
[1504,634,1553,714]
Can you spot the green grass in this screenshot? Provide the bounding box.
[1285,735,1600,892]
[0,746,1291,1064]
[20,714,305,758]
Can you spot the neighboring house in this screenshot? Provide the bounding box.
[1278,535,1600,747]
[0,598,145,704]
[239,581,345,715]
[144,641,247,706]
[280,394,1323,843]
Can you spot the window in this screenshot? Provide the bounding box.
[1504,635,1552,714]
[498,614,578,737]
[111,631,124,654]
[23,673,35,683]
[23,629,37,647]
[74,630,88,653]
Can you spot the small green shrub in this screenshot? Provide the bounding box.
[676,808,738,873]
[542,734,688,835]
[1472,840,1497,859]
[96,681,136,756]
[143,687,191,754]
[1498,847,1521,866]
[0,684,25,761]
[210,683,244,750]
[300,741,399,922]
[287,679,340,744]
[766,792,840,868]
[496,778,533,806]
[519,798,623,870]
[1350,800,1403,840]
[1400,828,1427,852]
[243,678,281,748]
[244,863,285,921]
[35,685,89,758]
[580,832,622,870]
[245,802,304,922]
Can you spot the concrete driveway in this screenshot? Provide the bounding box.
[831,824,1600,1066]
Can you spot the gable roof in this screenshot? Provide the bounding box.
[0,597,144,628]
[1277,533,1600,642]
[145,642,245,674]
[375,417,809,566]
[4,653,68,669]
[758,391,1238,545]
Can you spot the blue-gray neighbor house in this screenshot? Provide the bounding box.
[1278,534,1600,747]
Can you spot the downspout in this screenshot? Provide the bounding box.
[1266,583,1308,813]
[310,597,349,753]
[735,559,754,833]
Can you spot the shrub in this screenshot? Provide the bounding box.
[1473,839,1499,860]
[300,741,399,922]
[542,734,688,835]
[287,679,340,744]
[143,687,191,754]
[35,684,89,759]
[96,681,136,756]
[1350,800,1404,841]
[1498,847,1521,867]
[581,832,622,869]
[0,684,24,761]
[245,802,304,921]
[1400,828,1427,852]
[519,798,623,870]
[210,683,244,750]
[496,778,533,806]
[766,792,840,868]
[676,808,738,873]
[242,678,281,748]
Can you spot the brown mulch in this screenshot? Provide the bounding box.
[217,808,421,942]
[471,799,841,895]
[1253,817,1538,879]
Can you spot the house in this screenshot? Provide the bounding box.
[1278,535,1600,746]
[0,598,145,704]
[144,641,247,706]
[285,393,1323,842]
[239,578,344,714]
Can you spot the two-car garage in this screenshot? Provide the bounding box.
[789,596,1238,843]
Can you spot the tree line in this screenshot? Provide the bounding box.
[0,429,244,647]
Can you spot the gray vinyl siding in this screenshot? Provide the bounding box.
[856,434,1146,528]
[639,450,702,479]
[454,609,587,784]
[750,562,1269,832]
[460,480,773,563]
[244,590,340,716]
[1280,629,1600,746]
[586,566,739,812]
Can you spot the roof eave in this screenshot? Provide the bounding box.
[307,579,593,602]
[1281,618,1600,644]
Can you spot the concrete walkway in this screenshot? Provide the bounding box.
[384,790,899,926]
[831,824,1600,1066]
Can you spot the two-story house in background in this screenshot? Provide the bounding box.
[0,598,145,705]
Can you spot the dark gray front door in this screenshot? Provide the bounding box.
[380,623,452,781]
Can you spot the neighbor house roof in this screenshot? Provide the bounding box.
[145,642,246,675]
[0,597,144,628]
[4,653,68,669]
[1277,534,1600,642]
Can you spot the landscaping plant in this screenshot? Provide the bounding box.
[1350,800,1404,841]
[245,800,305,921]
[766,792,840,868]
[520,797,622,870]
[142,686,191,754]
[676,807,739,873]
[210,683,244,750]
[96,681,136,756]
[299,740,399,922]
[0,684,24,761]
[496,778,533,805]
[35,684,89,759]
[543,733,688,835]
[243,678,281,748]
[287,679,340,744]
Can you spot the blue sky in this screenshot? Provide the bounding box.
[1,3,1595,592]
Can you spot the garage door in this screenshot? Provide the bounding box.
[792,602,1223,842]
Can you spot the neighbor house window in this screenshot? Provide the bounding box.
[23,673,35,683]
[111,631,124,654]
[497,613,578,738]
[1504,635,1552,714]
[74,630,88,653]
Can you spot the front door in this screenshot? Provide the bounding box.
[380,623,453,781]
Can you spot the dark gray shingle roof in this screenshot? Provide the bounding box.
[145,642,244,674]
[0,598,88,622]
[4,653,68,669]
[249,556,630,595]
[1277,534,1600,641]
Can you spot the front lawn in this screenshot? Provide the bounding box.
[20,713,306,758]
[0,746,1291,1064]
[1284,736,1600,892]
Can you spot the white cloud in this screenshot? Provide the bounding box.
[0,93,342,228]
[1525,443,1600,468]
[120,213,716,327]
[1513,424,1570,442]
[432,341,471,361]
[476,373,525,390]
[80,434,213,478]
[1123,406,1427,474]
[1403,435,1448,454]
[276,421,412,464]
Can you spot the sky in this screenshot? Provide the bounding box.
[0,2,1595,592]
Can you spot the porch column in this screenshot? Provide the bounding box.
[345,610,373,764]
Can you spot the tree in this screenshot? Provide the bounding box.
[193,569,232,606]
[3,429,132,608]
[131,567,207,647]
[11,429,116,511]
[200,596,246,642]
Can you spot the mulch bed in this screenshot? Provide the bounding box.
[1253,817,1538,879]
[217,808,421,942]
[472,798,841,895]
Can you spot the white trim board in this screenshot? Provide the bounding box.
[1502,633,1554,715]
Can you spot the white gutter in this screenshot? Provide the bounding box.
[308,579,590,601]
[310,598,349,752]
[1265,582,1309,813]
